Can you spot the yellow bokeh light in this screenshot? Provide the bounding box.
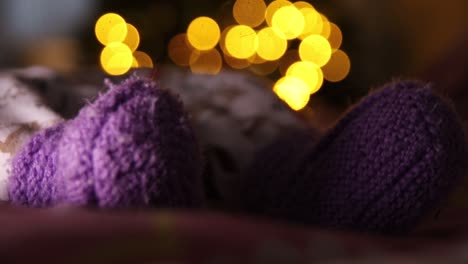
[131,57,139,68]
[123,23,140,52]
[233,0,267,28]
[293,1,313,10]
[273,76,310,111]
[278,49,299,76]
[168,33,200,66]
[224,53,251,69]
[225,25,258,59]
[316,67,324,92]
[320,14,331,39]
[187,17,220,51]
[265,0,292,27]
[322,49,351,82]
[133,51,154,68]
[298,7,323,39]
[272,6,305,40]
[299,35,332,67]
[95,13,127,45]
[286,61,322,94]
[189,49,222,75]
[328,23,343,51]
[219,26,233,55]
[249,60,278,76]
[248,54,267,64]
[256,27,287,61]
[100,42,133,75]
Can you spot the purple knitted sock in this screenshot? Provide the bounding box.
[243,80,467,234]
[9,123,65,207]
[9,74,203,208]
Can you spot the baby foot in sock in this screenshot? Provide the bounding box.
[243,80,467,234]
[9,74,203,208]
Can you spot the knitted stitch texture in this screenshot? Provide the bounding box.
[9,123,65,207]
[9,75,203,208]
[243,80,467,234]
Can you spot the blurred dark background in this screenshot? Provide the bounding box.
[0,0,466,108]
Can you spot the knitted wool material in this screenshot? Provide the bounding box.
[9,75,203,208]
[244,80,467,234]
[9,123,65,207]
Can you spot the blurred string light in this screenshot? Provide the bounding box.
[293,1,312,9]
[168,33,199,67]
[233,0,266,27]
[249,60,279,76]
[322,50,350,82]
[100,42,133,75]
[286,61,320,94]
[265,0,292,27]
[274,76,310,111]
[256,27,287,60]
[189,49,223,75]
[123,24,140,52]
[298,8,322,39]
[248,54,267,64]
[225,25,258,59]
[187,17,220,51]
[328,23,343,51]
[95,13,127,45]
[95,12,153,75]
[167,0,351,111]
[299,35,331,66]
[272,6,305,39]
[319,14,331,38]
[133,51,154,68]
[224,53,251,69]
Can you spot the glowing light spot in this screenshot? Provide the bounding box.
[256,27,287,61]
[249,60,278,76]
[95,13,127,45]
[233,0,267,28]
[225,25,258,59]
[100,42,133,75]
[286,61,322,94]
[187,17,220,51]
[272,6,304,40]
[327,23,343,51]
[278,49,299,76]
[299,8,323,39]
[122,23,140,52]
[265,0,292,27]
[219,26,233,55]
[273,76,310,111]
[319,14,331,38]
[293,1,313,10]
[322,50,351,82]
[133,51,154,68]
[248,54,267,64]
[299,35,332,67]
[315,67,324,92]
[224,53,251,69]
[189,49,222,75]
[131,57,139,68]
[168,33,200,66]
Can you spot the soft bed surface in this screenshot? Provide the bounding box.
[0,204,468,263]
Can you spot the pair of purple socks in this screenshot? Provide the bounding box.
[8,76,467,234]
